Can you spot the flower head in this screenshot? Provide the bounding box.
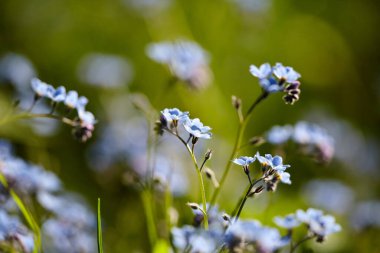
[249,62,301,104]
[47,85,66,103]
[64,90,79,109]
[274,214,301,229]
[160,108,189,128]
[255,152,290,171]
[273,63,301,83]
[183,118,212,139]
[296,208,341,242]
[233,156,256,167]
[31,78,49,97]
[147,40,212,89]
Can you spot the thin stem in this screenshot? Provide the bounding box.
[165,129,209,229]
[0,112,77,127]
[290,235,315,253]
[186,146,209,230]
[233,178,263,221]
[210,92,268,205]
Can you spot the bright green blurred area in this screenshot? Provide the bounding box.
[1,0,380,252]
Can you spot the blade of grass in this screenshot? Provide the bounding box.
[0,173,41,253]
[97,198,104,253]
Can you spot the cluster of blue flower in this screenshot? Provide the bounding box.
[250,63,301,104]
[0,141,96,253]
[158,108,212,144]
[266,121,335,163]
[233,152,291,191]
[172,204,340,253]
[30,78,96,142]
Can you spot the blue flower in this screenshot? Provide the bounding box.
[146,40,212,89]
[255,152,290,171]
[78,110,96,126]
[161,108,189,128]
[183,118,212,139]
[76,96,89,112]
[277,171,291,184]
[47,85,66,102]
[64,90,78,109]
[233,156,256,166]
[273,63,301,83]
[31,78,49,97]
[266,125,293,144]
[249,63,301,97]
[296,208,341,241]
[249,63,271,79]
[274,214,301,229]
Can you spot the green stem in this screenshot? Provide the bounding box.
[97,198,104,253]
[0,113,76,127]
[210,92,268,205]
[141,190,158,247]
[290,235,315,253]
[233,178,263,221]
[186,145,209,230]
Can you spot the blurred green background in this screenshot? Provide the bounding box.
[1,0,380,252]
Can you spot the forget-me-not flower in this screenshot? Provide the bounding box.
[233,156,256,167]
[249,63,271,79]
[249,62,301,104]
[274,214,301,229]
[147,40,212,89]
[64,90,79,109]
[47,85,66,103]
[31,78,49,97]
[273,63,301,83]
[255,152,290,171]
[160,108,189,128]
[183,118,212,139]
[296,208,341,242]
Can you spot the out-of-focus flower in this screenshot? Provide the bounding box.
[147,40,212,90]
[266,125,293,144]
[47,85,66,103]
[64,90,79,109]
[225,220,289,253]
[31,78,50,97]
[0,210,35,253]
[296,208,341,242]
[303,180,354,214]
[184,118,212,140]
[274,214,301,229]
[0,53,36,91]
[77,53,133,88]
[350,201,380,230]
[266,122,335,163]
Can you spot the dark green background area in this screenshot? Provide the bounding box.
[1,0,380,252]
